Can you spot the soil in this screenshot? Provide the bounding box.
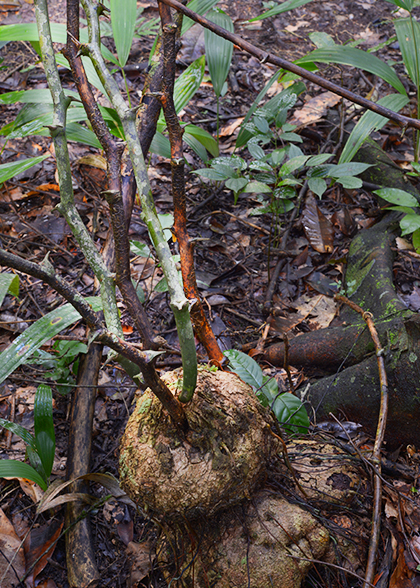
[1,0,420,587]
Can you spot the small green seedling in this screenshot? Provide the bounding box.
[223,349,310,435]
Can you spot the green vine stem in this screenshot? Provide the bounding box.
[80,0,197,401]
[33,0,121,339]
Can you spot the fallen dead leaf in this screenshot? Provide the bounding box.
[19,479,44,504]
[76,154,107,170]
[302,194,335,253]
[0,507,25,588]
[219,117,245,138]
[289,92,342,129]
[127,540,155,587]
[285,20,309,32]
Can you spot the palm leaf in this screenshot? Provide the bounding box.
[204,9,234,98]
[297,46,406,95]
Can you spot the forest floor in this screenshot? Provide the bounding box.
[2,0,420,587]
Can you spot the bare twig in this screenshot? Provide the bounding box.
[334,294,388,588]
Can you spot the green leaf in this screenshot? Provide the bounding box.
[297,46,406,95]
[0,23,117,65]
[394,18,420,86]
[130,241,152,258]
[225,177,248,194]
[309,31,336,48]
[0,88,79,105]
[336,176,363,189]
[0,273,19,307]
[192,168,228,180]
[184,124,219,157]
[326,162,372,178]
[245,181,273,193]
[183,132,209,161]
[280,155,309,175]
[150,131,171,159]
[34,385,55,479]
[413,227,420,253]
[339,93,409,164]
[307,153,334,166]
[0,297,102,385]
[66,123,102,149]
[270,393,310,434]
[0,459,47,491]
[385,0,414,9]
[211,154,248,171]
[110,0,136,67]
[204,9,234,97]
[223,349,263,389]
[374,187,419,206]
[0,419,36,449]
[308,177,327,197]
[247,141,266,160]
[181,0,220,35]
[250,0,313,21]
[0,154,50,184]
[401,214,420,235]
[212,163,238,178]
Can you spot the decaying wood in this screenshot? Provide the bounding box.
[264,141,420,449]
[65,345,101,588]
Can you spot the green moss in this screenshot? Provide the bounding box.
[137,397,152,414]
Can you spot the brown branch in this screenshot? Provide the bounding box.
[158,2,225,367]
[63,3,159,351]
[334,294,388,588]
[0,247,188,430]
[159,0,420,131]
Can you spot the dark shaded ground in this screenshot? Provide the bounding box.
[1,0,420,586]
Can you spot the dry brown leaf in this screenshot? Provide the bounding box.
[285,21,309,32]
[302,194,335,253]
[219,117,245,137]
[24,519,63,588]
[289,92,341,129]
[19,479,44,504]
[127,540,155,587]
[0,507,25,588]
[76,154,107,170]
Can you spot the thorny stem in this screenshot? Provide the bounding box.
[33,0,121,339]
[80,0,197,401]
[334,294,388,588]
[63,0,159,351]
[158,2,225,375]
[159,0,420,131]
